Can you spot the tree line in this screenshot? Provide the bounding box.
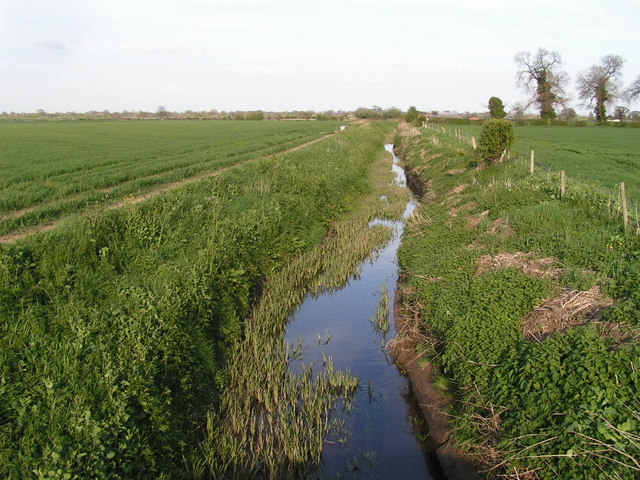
[513,47,640,122]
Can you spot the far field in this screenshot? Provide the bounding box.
[0,120,342,237]
[441,123,640,201]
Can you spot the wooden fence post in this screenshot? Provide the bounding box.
[620,182,628,232]
[530,151,535,174]
[471,136,477,149]
[560,170,566,199]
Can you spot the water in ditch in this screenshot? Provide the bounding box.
[285,144,444,479]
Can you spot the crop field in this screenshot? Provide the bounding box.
[0,120,342,238]
[439,123,640,200]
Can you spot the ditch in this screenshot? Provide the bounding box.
[284,145,446,479]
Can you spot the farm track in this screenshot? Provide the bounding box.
[0,131,337,244]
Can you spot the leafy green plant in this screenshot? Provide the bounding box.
[477,119,515,164]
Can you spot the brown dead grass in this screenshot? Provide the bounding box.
[522,286,615,342]
[447,168,466,175]
[476,252,561,278]
[449,183,468,195]
[448,201,477,217]
[466,210,490,229]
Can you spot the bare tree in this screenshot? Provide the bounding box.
[576,55,625,122]
[614,105,629,122]
[157,105,168,120]
[626,76,640,102]
[509,103,526,121]
[514,48,568,119]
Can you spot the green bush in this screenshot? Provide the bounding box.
[477,119,515,163]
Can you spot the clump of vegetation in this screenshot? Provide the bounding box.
[488,96,507,119]
[477,119,515,164]
[371,284,391,334]
[396,123,640,479]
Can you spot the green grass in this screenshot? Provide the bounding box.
[433,123,640,202]
[0,120,342,236]
[396,124,640,479]
[0,122,398,479]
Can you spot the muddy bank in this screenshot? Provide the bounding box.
[391,143,484,480]
[391,285,483,480]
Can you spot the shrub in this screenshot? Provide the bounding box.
[488,96,507,119]
[477,119,514,164]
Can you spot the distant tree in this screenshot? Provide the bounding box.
[354,107,380,119]
[630,111,640,122]
[576,54,625,122]
[625,76,640,102]
[157,105,168,120]
[405,106,419,122]
[514,48,568,119]
[509,103,526,121]
[383,107,402,119]
[558,107,577,121]
[614,105,629,121]
[488,96,507,118]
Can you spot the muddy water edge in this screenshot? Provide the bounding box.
[284,145,447,479]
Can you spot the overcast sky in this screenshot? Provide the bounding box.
[1,0,639,114]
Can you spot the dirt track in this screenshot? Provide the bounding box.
[0,131,338,244]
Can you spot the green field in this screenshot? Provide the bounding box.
[0,120,342,237]
[438,123,640,201]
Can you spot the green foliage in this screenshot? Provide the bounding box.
[477,119,515,163]
[491,328,640,479]
[0,123,395,478]
[235,111,264,120]
[488,96,507,119]
[395,124,640,479]
[405,106,420,123]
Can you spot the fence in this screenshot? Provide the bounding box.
[420,122,639,235]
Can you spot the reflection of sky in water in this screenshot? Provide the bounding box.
[285,145,441,480]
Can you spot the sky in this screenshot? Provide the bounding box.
[1,0,640,114]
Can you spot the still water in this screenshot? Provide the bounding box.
[285,145,444,479]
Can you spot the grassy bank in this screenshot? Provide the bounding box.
[395,124,640,479]
[0,122,397,478]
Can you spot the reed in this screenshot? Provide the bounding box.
[200,136,411,478]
